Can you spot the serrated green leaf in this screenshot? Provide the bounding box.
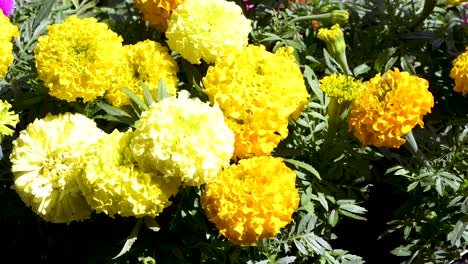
[304,65,324,105]
[390,245,412,257]
[121,87,149,111]
[297,213,313,234]
[141,83,154,106]
[338,209,367,220]
[277,256,296,264]
[293,240,308,255]
[317,192,328,211]
[448,220,467,247]
[338,204,367,215]
[284,159,321,180]
[353,63,371,76]
[407,181,419,192]
[328,209,339,227]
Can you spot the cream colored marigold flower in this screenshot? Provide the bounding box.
[134,0,184,32]
[130,91,234,186]
[0,10,18,79]
[348,68,434,148]
[450,48,468,95]
[0,99,18,140]
[201,156,300,245]
[203,45,309,159]
[34,15,123,102]
[10,113,105,223]
[79,130,180,218]
[106,40,179,107]
[166,0,251,64]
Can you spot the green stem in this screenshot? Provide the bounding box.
[410,0,438,30]
[290,13,333,23]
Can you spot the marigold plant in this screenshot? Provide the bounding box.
[201,156,300,245]
[203,45,309,159]
[105,40,179,108]
[348,68,434,148]
[134,0,184,32]
[0,10,18,79]
[10,113,105,223]
[129,91,235,186]
[34,15,123,102]
[79,130,180,218]
[166,0,251,64]
[450,47,468,95]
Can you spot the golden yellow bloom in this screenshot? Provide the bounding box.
[348,68,434,148]
[130,91,235,186]
[450,48,468,95]
[0,10,19,78]
[34,15,123,102]
[203,45,309,159]
[10,113,105,223]
[0,99,18,140]
[201,156,300,245]
[106,40,179,108]
[446,0,466,5]
[79,130,180,218]
[166,0,251,64]
[134,0,184,32]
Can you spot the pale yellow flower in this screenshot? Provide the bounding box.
[10,113,105,223]
[130,91,234,186]
[166,0,251,64]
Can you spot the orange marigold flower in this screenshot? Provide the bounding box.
[348,68,434,148]
[134,0,184,32]
[201,156,299,245]
[450,47,468,95]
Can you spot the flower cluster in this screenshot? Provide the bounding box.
[203,45,309,159]
[133,0,184,32]
[34,15,123,102]
[201,156,300,245]
[79,130,180,218]
[105,40,179,107]
[319,73,365,103]
[10,113,105,223]
[348,68,434,148]
[0,99,18,141]
[130,91,235,186]
[450,47,468,95]
[166,0,251,64]
[0,10,18,79]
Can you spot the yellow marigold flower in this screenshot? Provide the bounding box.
[106,40,179,108]
[34,15,123,103]
[203,45,309,159]
[319,73,365,103]
[166,0,251,64]
[130,91,235,186]
[0,99,18,140]
[450,48,468,95]
[79,130,180,218]
[10,113,105,223]
[348,68,434,148]
[317,24,345,56]
[201,156,300,245]
[0,10,19,79]
[134,0,184,32]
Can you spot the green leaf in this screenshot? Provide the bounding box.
[407,181,419,192]
[293,240,308,255]
[390,245,412,257]
[121,87,149,111]
[284,159,321,180]
[141,83,154,106]
[353,63,371,77]
[317,192,329,211]
[157,79,170,101]
[328,209,339,227]
[113,219,143,259]
[304,65,324,105]
[33,1,54,29]
[448,220,467,247]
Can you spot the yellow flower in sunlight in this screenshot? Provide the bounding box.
[0,10,19,79]
[203,45,309,159]
[450,47,468,95]
[0,99,18,140]
[201,156,299,245]
[348,68,434,148]
[10,113,105,223]
[317,24,345,56]
[34,15,123,102]
[166,0,251,64]
[134,0,184,32]
[130,91,234,186]
[105,40,179,107]
[79,130,180,218]
[319,73,365,103]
